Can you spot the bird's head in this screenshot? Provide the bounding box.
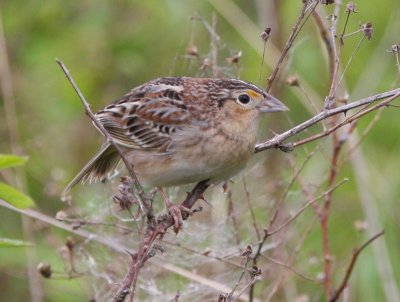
[209,78,288,120]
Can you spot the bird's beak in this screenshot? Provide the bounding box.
[257,94,288,113]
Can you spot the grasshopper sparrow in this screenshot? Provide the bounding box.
[62,77,287,202]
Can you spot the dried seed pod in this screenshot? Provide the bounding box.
[37,262,52,278]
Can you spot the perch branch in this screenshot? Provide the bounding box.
[112,180,210,301]
[254,88,400,153]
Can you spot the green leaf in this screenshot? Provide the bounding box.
[0,154,28,170]
[0,182,34,209]
[0,238,33,248]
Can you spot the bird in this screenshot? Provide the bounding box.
[62,77,287,228]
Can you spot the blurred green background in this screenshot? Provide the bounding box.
[1,0,400,301]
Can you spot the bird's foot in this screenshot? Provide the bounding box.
[167,204,193,234]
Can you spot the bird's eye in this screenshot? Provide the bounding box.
[238,94,250,105]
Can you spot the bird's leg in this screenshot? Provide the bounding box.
[157,187,192,233]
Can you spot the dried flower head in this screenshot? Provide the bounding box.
[37,262,52,279]
[226,51,242,64]
[345,1,357,13]
[66,236,75,251]
[241,244,253,257]
[285,75,300,87]
[55,210,68,221]
[321,0,335,4]
[250,265,262,278]
[326,14,338,22]
[200,58,211,70]
[337,93,349,105]
[389,44,400,53]
[260,27,271,42]
[113,176,138,210]
[361,22,373,40]
[354,220,369,232]
[186,45,199,57]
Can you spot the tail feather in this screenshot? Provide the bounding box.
[61,143,120,201]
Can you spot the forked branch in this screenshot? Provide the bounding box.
[56,60,399,302]
[255,88,400,153]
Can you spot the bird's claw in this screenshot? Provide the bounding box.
[168,204,192,234]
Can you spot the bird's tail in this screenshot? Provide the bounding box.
[61,143,120,201]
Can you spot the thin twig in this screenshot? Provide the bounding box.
[0,13,43,302]
[112,180,210,302]
[242,177,261,241]
[329,230,385,302]
[254,88,400,153]
[211,13,219,77]
[334,35,366,94]
[227,253,251,300]
[395,51,400,76]
[260,254,315,282]
[234,277,261,302]
[266,143,320,230]
[312,10,335,76]
[268,178,348,235]
[56,60,147,211]
[325,0,342,108]
[344,107,384,159]
[265,215,317,302]
[227,188,241,245]
[291,91,400,148]
[266,0,319,92]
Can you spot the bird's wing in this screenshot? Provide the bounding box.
[95,82,191,150]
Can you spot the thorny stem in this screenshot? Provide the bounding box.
[254,88,400,152]
[26,59,400,302]
[42,61,400,302]
[289,91,400,148]
[113,180,210,302]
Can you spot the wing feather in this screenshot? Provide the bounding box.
[94,85,191,151]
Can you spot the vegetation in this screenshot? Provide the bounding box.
[1,1,400,301]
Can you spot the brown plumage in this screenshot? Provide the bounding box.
[62,77,287,200]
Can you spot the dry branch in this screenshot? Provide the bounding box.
[254,88,400,153]
[55,56,400,302]
[56,59,148,210]
[329,230,385,302]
